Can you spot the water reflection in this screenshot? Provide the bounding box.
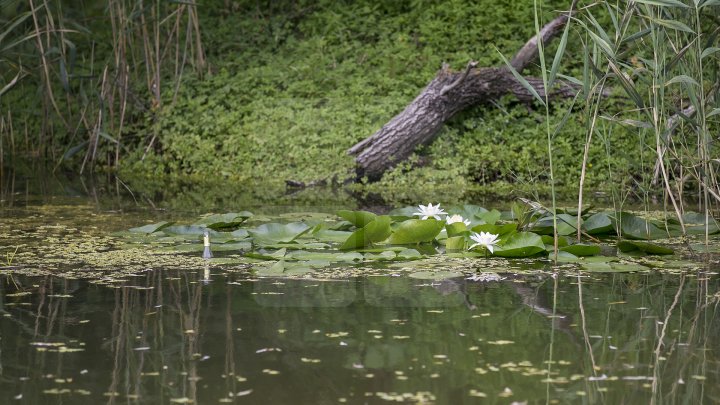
[1,268,718,404]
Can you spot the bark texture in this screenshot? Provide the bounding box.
[348,5,577,181]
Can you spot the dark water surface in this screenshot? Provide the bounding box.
[1,175,719,404]
[1,269,719,404]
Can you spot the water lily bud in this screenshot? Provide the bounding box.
[202,230,213,259]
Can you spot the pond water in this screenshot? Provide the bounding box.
[1,176,719,404]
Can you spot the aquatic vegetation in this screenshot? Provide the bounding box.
[114,203,719,280]
[4,246,18,266]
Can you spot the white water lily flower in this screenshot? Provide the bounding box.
[446,214,471,226]
[413,203,447,220]
[469,231,500,254]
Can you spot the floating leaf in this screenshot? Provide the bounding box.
[336,210,377,228]
[560,243,601,256]
[249,222,311,243]
[339,216,392,250]
[129,221,174,234]
[556,251,580,262]
[531,214,580,236]
[445,222,469,237]
[471,223,517,237]
[541,235,569,247]
[396,249,423,260]
[583,212,614,235]
[445,236,467,250]
[618,212,667,240]
[194,212,253,230]
[314,229,353,243]
[582,262,649,273]
[364,251,397,261]
[388,206,419,220]
[388,219,445,244]
[245,248,287,260]
[493,232,546,258]
[617,240,674,255]
[255,260,286,276]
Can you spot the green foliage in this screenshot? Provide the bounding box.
[115,0,646,191]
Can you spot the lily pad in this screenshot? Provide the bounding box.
[249,222,311,243]
[531,214,581,236]
[163,225,214,236]
[476,209,502,225]
[560,243,601,256]
[387,219,445,245]
[445,236,467,250]
[541,235,569,247]
[618,212,668,240]
[364,251,397,261]
[339,216,392,250]
[471,223,517,237]
[388,206,419,220]
[396,248,423,260]
[336,210,377,228]
[129,221,174,234]
[581,262,650,273]
[194,212,253,231]
[493,232,546,258]
[555,251,581,262]
[582,212,614,235]
[617,240,674,255]
[445,222,469,237]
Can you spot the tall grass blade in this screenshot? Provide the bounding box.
[496,47,546,106]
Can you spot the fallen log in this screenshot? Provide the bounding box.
[348,3,578,181]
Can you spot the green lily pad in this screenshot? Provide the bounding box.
[249,222,311,243]
[541,235,569,247]
[194,212,253,231]
[581,262,650,272]
[129,221,174,234]
[471,223,517,237]
[388,206,419,220]
[678,212,720,234]
[445,222,469,237]
[449,204,487,218]
[618,212,668,240]
[364,251,397,261]
[556,251,580,262]
[336,210,377,228]
[476,209,502,225]
[254,260,286,276]
[245,248,287,260]
[493,232,546,258]
[163,225,214,236]
[617,240,674,255]
[313,229,353,243]
[396,248,423,260]
[445,236,467,250]
[582,212,615,235]
[387,219,445,244]
[531,214,581,236]
[230,229,250,239]
[339,215,392,250]
[560,243,601,256]
[210,242,252,252]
